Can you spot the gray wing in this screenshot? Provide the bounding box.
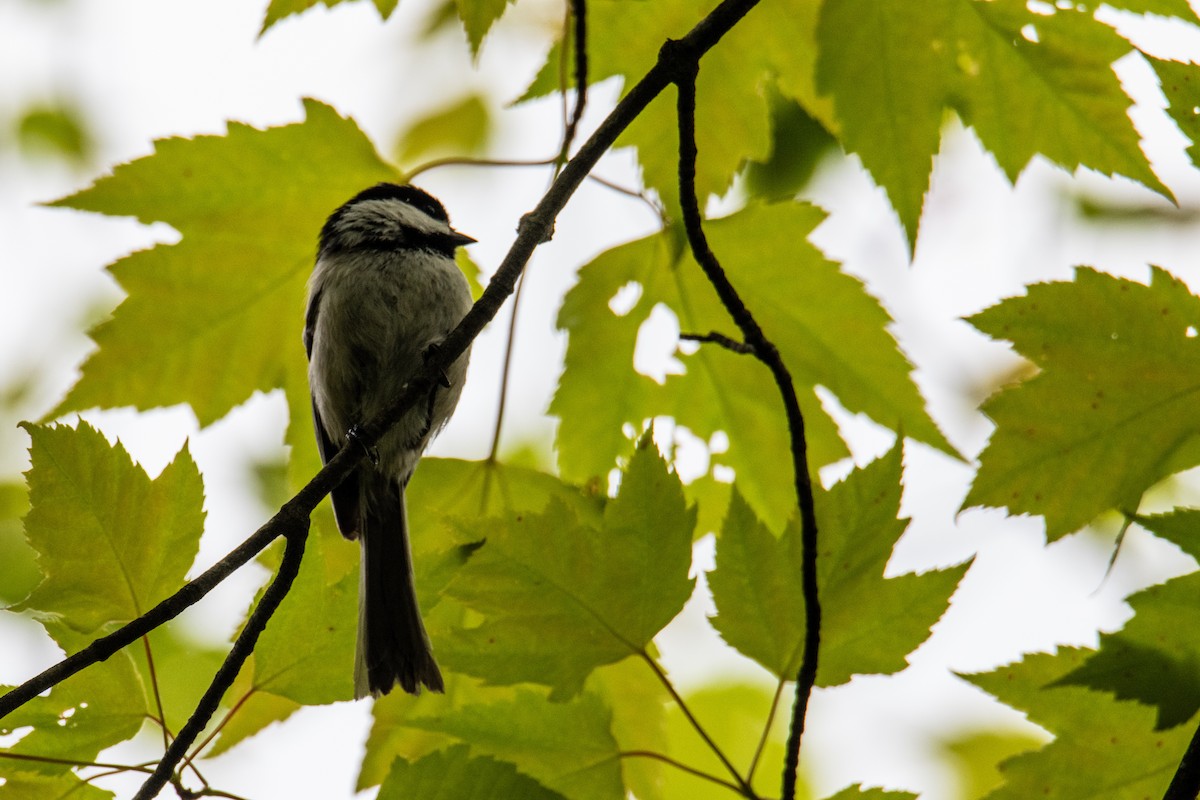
[305,287,361,537]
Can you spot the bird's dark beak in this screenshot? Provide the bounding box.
[449,229,476,247]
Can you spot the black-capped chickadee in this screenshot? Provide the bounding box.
[303,183,474,697]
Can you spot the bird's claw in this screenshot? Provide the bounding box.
[346,425,380,466]
[422,342,452,388]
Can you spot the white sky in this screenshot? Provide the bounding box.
[4,1,1200,798]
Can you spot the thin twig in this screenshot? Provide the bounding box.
[489,0,591,463]
[186,688,257,766]
[638,650,758,798]
[487,272,525,462]
[680,331,756,355]
[669,53,820,800]
[557,0,589,166]
[747,677,787,783]
[620,750,745,794]
[142,635,171,753]
[402,155,556,182]
[0,751,156,774]
[134,517,310,799]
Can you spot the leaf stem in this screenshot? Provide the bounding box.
[0,750,156,774]
[747,677,787,783]
[142,635,171,753]
[619,750,745,794]
[487,271,526,463]
[638,650,758,798]
[186,688,257,767]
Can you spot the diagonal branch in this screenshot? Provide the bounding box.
[133,515,310,799]
[1164,727,1200,800]
[669,52,822,800]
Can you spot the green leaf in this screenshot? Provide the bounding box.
[1135,507,1200,560]
[260,0,398,35]
[587,656,671,800]
[1055,516,1200,728]
[745,84,836,202]
[963,649,1192,799]
[405,690,624,800]
[358,679,496,790]
[408,458,603,530]
[965,267,1200,539]
[824,788,917,800]
[456,0,513,55]
[936,729,1047,800]
[1151,57,1200,163]
[553,203,951,532]
[396,94,492,165]
[441,440,696,698]
[48,100,397,453]
[14,421,204,633]
[15,103,93,165]
[379,744,568,800]
[359,460,600,789]
[0,653,145,774]
[0,480,38,605]
[708,489,807,677]
[816,0,1169,246]
[1102,0,1200,21]
[711,444,969,685]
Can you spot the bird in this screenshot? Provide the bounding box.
[303,183,474,697]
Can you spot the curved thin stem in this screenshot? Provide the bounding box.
[638,650,758,798]
[488,0,591,463]
[747,677,787,783]
[141,635,171,753]
[402,155,556,182]
[487,272,526,462]
[620,750,745,794]
[0,751,156,774]
[186,689,256,767]
[556,0,589,167]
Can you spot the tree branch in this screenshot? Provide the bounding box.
[669,53,821,800]
[1164,724,1200,800]
[133,515,310,799]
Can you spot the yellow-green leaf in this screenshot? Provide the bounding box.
[15,421,204,633]
[965,267,1200,539]
[440,441,695,698]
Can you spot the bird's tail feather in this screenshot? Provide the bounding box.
[354,473,443,698]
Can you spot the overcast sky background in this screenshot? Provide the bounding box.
[4,1,1200,798]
